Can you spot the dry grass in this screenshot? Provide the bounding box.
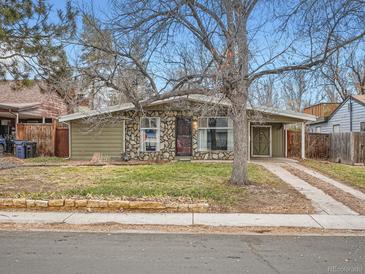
[301,159,365,192]
[0,162,314,213]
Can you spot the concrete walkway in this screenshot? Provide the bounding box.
[288,162,365,201]
[0,211,365,230]
[257,162,358,215]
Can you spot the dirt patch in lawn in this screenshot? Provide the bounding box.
[218,182,315,214]
[283,165,365,215]
[0,163,315,214]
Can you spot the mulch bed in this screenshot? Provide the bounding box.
[282,165,365,215]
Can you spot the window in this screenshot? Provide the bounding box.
[198,117,233,151]
[140,117,160,152]
[316,126,321,133]
[333,124,340,133]
[361,122,365,132]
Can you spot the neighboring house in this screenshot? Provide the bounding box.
[59,95,315,161]
[0,81,68,138]
[307,95,365,134]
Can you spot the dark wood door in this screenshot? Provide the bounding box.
[176,117,192,156]
[55,127,69,157]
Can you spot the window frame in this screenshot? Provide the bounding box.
[360,122,365,132]
[198,117,233,151]
[140,117,160,152]
[333,124,340,133]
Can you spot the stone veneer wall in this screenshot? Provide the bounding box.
[124,108,234,161]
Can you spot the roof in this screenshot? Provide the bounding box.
[59,94,316,122]
[0,102,40,111]
[308,94,365,125]
[353,94,365,105]
[0,81,67,118]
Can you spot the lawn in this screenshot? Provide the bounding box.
[301,159,365,192]
[24,156,69,164]
[0,162,314,213]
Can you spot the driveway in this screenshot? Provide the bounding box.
[256,160,364,215]
[0,231,364,274]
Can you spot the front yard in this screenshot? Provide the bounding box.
[0,161,314,213]
[301,159,365,192]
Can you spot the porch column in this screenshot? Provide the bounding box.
[15,113,19,139]
[284,124,288,158]
[247,121,251,161]
[301,122,306,159]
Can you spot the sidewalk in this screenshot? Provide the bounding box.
[0,211,364,230]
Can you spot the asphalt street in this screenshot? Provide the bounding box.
[0,231,364,274]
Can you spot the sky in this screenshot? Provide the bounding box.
[43,1,364,107]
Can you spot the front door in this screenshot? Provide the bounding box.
[176,117,192,156]
[251,126,271,157]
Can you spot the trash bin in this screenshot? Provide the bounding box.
[14,140,26,159]
[25,141,37,158]
[31,142,37,157]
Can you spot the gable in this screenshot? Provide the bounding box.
[313,96,365,133]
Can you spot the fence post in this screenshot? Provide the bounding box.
[350,132,354,165]
[52,120,57,156]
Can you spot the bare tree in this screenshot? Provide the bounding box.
[250,76,280,108]
[281,72,311,112]
[71,0,365,185]
[348,55,365,95]
[320,46,365,100]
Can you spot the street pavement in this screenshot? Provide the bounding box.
[0,231,364,274]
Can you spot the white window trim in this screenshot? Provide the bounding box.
[250,125,272,158]
[140,117,160,152]
[333,124,340,133]
[360,122,365,132]
[198,117,233,151]
[316,126,321,133]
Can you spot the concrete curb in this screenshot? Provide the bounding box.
[0,211,364,230]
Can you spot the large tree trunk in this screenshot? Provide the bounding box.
[230,96,249,185]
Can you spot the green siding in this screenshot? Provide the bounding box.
[271,123,284,157]
[70,121,124,160]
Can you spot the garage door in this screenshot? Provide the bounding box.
[70,121,124,160]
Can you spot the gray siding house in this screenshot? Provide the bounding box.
[308,95,365,134]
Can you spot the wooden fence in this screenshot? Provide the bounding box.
[16,122,69,157]
[306,133,330,159]
[351,132,365,164]
[287,130,365,165]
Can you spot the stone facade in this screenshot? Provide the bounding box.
[191,124,234,160]
[124,109,177,161]
[0,198,209,212]
[123,104,234,161]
